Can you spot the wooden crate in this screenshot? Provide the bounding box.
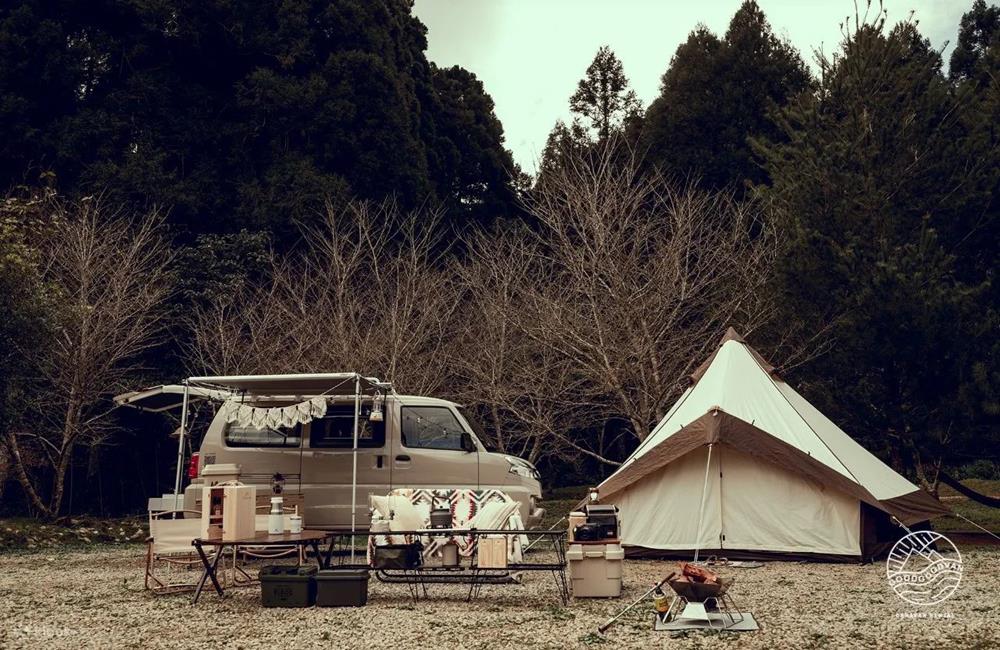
[201,485,256,541]
[477,536,508,569]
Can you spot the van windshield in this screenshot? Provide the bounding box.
[458,407,492,452]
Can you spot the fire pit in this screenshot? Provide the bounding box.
[657,562,753,631]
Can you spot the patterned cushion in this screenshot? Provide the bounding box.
[368,488,527,563]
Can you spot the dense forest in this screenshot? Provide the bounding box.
[0,0,997,517]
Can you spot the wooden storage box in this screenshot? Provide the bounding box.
[201,484,256,541]
[477,535,508,569]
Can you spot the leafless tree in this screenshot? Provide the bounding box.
[188,148,775,469]
[2,197,174,517]
[450,144,775,465]
[519,143,776,446]
[451,226,606,466]
[187,201,461,395]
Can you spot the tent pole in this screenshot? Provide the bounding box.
[350,374,361,562]
[693,443,714,563]
[173,380,191,510]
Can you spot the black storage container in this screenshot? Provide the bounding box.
[429,508,452,529]
[316,569,370,607]
[574,523,602,541]
[373,543,423,569]
[584,504,619,539]
[259,565,317,607]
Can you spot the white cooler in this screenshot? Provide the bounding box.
[567,542,624,598]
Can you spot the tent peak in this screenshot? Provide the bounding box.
[720,327,746,345]
[690,328,777,385]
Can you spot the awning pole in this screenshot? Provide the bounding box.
[350,374,361,562]
[693,443,714,563]
[173,380,191,509]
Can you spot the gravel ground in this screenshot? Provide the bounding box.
[1,545,998,649]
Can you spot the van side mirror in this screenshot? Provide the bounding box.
[460,432,477,453]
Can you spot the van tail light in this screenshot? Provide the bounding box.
[188,452,200,479]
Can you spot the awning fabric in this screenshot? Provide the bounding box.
[187,373,388,397]
[113,385,231,412]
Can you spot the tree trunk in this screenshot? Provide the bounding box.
[490,402,505,453]
[2,431,54,518]
[47,395,83,517]
[47,446,74,517]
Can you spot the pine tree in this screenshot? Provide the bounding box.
[755,12,1000,490]
[949,0,1000,83]
[641,2,810,192]
[0,0,522,241]
[568,45,641,142]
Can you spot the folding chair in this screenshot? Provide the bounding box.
[145,509,219,595]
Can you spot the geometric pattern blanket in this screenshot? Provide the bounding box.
[368,488,527,563]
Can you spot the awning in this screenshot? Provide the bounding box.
[113,385,231,412]
[187,373,390,397]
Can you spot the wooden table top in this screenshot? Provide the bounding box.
[193,529,331,546]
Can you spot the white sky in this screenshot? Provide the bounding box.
[412,0,970,176]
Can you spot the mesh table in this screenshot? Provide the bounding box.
[323,529,569,604]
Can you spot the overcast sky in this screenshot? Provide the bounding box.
[412,0,971,176]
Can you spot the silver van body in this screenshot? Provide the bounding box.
[185,393,545,528]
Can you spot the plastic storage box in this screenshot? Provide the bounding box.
[315,569,369,607]
[373,543,422,569]
[259,565,317,607]
[567,543,624,598]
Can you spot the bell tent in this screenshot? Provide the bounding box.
[597,329,949,561]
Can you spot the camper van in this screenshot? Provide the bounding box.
[118,375,545,529]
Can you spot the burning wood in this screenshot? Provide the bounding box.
[667,562,733,601]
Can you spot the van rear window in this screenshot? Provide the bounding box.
[224,425,301,448]
[309,406,386,449]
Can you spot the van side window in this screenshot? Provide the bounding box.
[310,406,386,449]
[224,425,301,448]
[401,406,465,451]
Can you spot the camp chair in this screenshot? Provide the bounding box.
[145,509,220,595]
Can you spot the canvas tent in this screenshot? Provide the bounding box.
[597,329,949,561]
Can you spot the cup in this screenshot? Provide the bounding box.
[289,515,303,534]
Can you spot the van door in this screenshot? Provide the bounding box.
[302,403,390,528]
[390,404,480,489]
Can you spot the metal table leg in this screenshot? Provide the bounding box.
[322,536,337,569]
[309,541,323,569]
[192,541,225,605]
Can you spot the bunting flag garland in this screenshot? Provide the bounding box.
[222,395,328,430]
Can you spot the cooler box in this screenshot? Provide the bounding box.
[568,543,624,598]
[316,569,369,607]
[259,565,317,607]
